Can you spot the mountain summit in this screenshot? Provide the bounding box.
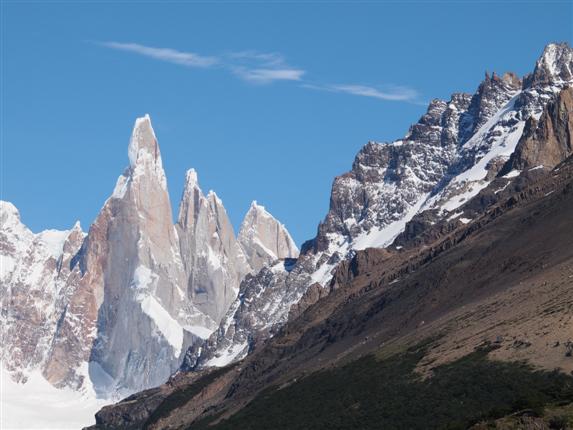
[238,201,299,273]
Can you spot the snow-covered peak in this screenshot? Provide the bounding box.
[1,200,22,227]
[113,114,168,196]
[184,168,199,190]
[127,114,158,167]
[247,200,271,218]
[238,201,299,273]
[242,201,277,231]
[207,190,223,206]
[527,42,573,87]
[539,43,572,76]
[37,229,73,259]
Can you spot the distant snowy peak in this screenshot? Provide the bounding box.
[238,201,299,273]
[0,201,34,262]
[3,110,303,408]
[1,200,22,225]
[0,201,84,282]
[1,200,88,390]
[526,42,573,87]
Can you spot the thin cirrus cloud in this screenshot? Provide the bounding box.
[225,50,305,83]
[99,41,218,68]
[232,67,306,84]
[98,41,304,84]
[98,41,420,102]
[302,83,420,102]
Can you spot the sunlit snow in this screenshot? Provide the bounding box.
[1,369,108,429]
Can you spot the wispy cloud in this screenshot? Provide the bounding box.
[226,50,305,83]
[99,42,218,68]
[303,83,420,102]
[97,41,419,102]
[232,67,306,83]
[98,42,303,83]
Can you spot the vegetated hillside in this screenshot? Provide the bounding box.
[89,152,573,429]
[193,344,573,430]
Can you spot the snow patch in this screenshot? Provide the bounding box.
[132,265,184,355]
[112,174,130,199]
[353,194,430,250]
[0,255,16,279]
[1,368,108,429]
[183,324,214,340]
[37,229,71,259]
[139,295,184,355]
[132,265,156,290]
[503,170,521,178]
[204,341,248,367]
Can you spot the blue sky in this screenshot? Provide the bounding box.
[2,1,572,244]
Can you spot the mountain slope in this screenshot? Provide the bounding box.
[90,128,573,430]
[185,42,573,372]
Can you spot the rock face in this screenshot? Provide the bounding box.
[176,169,250,326]
[182,259,305,371]
[86,115,201,396]
[238,201,299,273]
[502,86,573,172]
[1,115,295,401]
[182,201,300,371]
[184,42,573,372]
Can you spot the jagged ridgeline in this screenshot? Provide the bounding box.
[2,42,573,429]
[87,42,573,429]
[1,115,298,401]
[181,42,573,372]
